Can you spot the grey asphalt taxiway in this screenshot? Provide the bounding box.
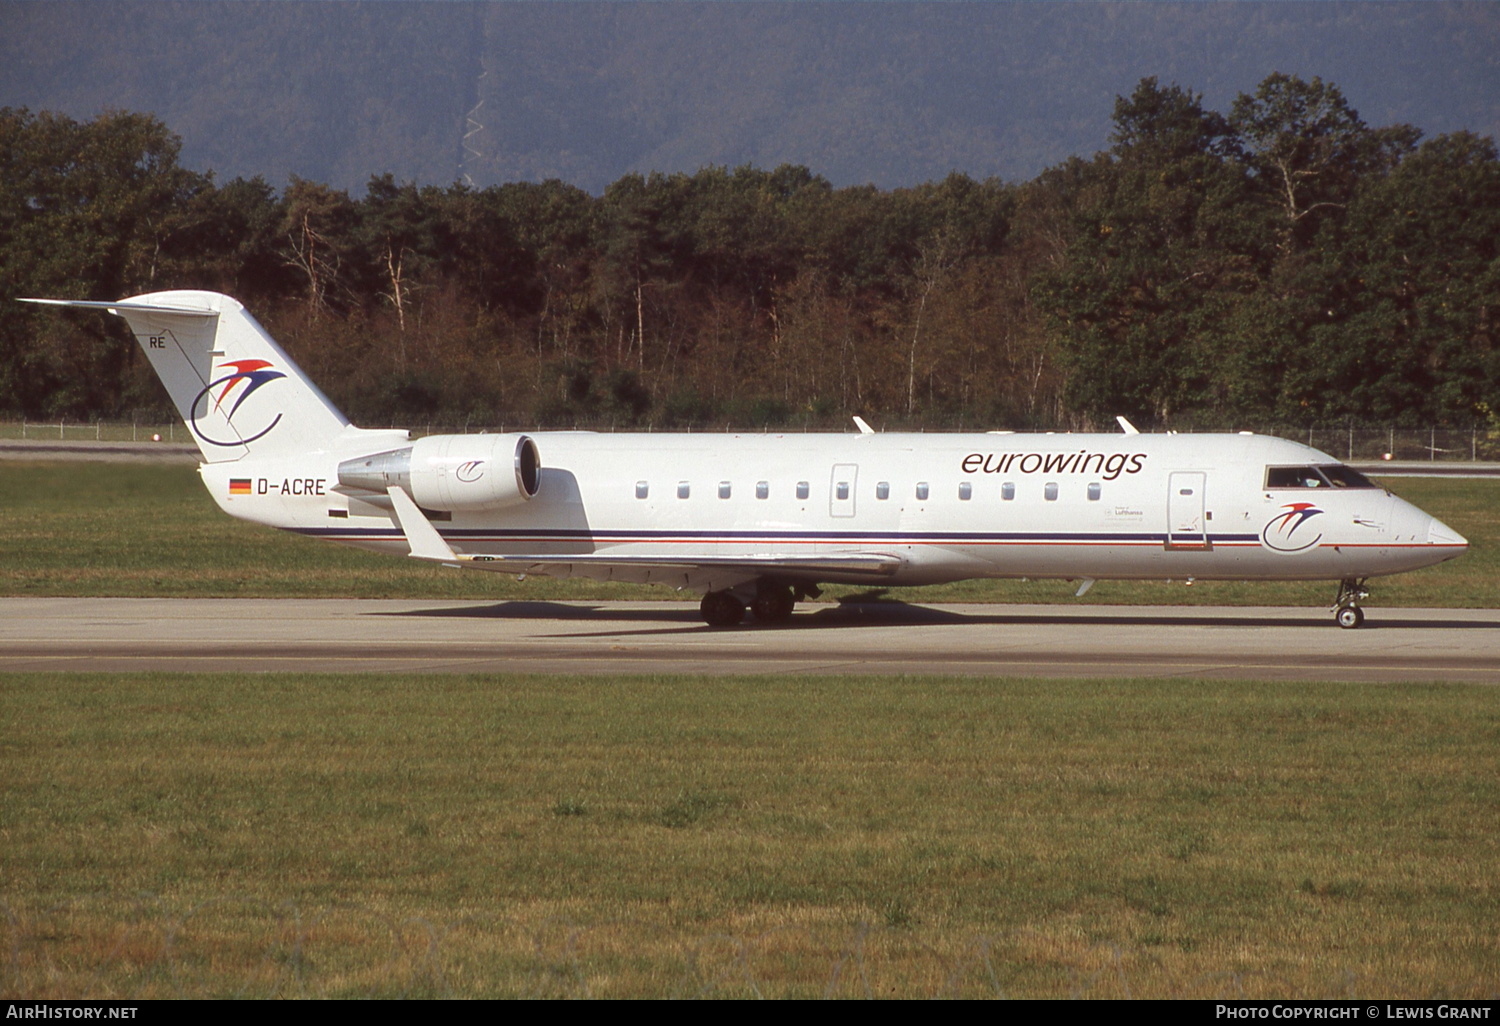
[0,598,1495,680]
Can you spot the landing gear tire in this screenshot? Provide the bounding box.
[1333,578,1369,629]
[750,583,796,624]
[700,590,745,627]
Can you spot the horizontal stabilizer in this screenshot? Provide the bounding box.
[20,298,217,316]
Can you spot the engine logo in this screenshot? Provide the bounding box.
[455,460,486,483]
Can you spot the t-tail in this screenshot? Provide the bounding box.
[21,290,349,462]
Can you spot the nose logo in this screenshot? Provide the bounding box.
[1261,502,1324,553]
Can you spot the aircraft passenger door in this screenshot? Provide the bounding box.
[830,464,858,518]
[1167,472,1210,550]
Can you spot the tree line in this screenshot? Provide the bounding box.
[2,73,1497,432]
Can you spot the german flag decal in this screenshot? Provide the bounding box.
[229,479,252,495]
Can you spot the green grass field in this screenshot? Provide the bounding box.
[3,673,1496,999]
[3,462,1496,999]
[0,461,1492,606]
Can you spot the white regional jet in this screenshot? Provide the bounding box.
[24,291,1468,628]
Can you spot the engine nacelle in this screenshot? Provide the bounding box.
[410,433,541,511]
[338,434,540,511]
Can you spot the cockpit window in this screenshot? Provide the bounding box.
[1317,464,1379,488]
[1266,466,1330,489]
[1265,465,1380,489]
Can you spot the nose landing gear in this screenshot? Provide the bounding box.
[1333,578,1369,629]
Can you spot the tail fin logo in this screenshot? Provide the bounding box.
[1261,502,1324,552]
[190,359,287,447]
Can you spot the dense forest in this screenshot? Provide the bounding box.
[2,74,1498,432]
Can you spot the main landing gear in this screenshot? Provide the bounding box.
[700,590,746,627]
[750,583,796,624]
[700,581,808,627]
[1333,578,1369,629]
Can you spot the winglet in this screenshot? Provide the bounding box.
[852,416,874,435]
[387,486,458,563]
[1115,416,1140,435]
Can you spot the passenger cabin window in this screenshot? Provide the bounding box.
[1265,465,1378,490]
[1044,482,1058,501]
[718,481,731,499]
[1001,482,1015,501]
[635,481,649,499]
[916,482,930,501]
[756,481,769,499]
[876,481,890,500]
[835,481,850,500]
[677,482,690,499]
[1087,483,1102,501]
[796,481,810,500]
[958,482,972,500]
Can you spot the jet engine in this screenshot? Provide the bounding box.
[337,434,540,511]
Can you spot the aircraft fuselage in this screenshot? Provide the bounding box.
[199,429,1464,594]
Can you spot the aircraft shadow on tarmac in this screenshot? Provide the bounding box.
[379,601,696,623]
[373,600,1500,634]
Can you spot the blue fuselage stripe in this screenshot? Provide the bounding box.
[290,526,1263,544]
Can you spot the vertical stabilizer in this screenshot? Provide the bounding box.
[23,290,348,463]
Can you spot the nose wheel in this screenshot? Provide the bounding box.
[1333,578,1369,629]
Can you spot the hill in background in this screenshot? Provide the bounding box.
[2,1,1497,193]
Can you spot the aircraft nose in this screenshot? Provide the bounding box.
[1427,517,1468,550]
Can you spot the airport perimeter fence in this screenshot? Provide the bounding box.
[2,419,1496,463]
[1278,425,1495,463]
[2,418,184,443]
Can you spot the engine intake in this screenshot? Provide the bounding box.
[338,434,540,511]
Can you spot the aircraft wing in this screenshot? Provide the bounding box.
[457,551,903,575]
[384,485,901,587]
[433,550,903,593]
